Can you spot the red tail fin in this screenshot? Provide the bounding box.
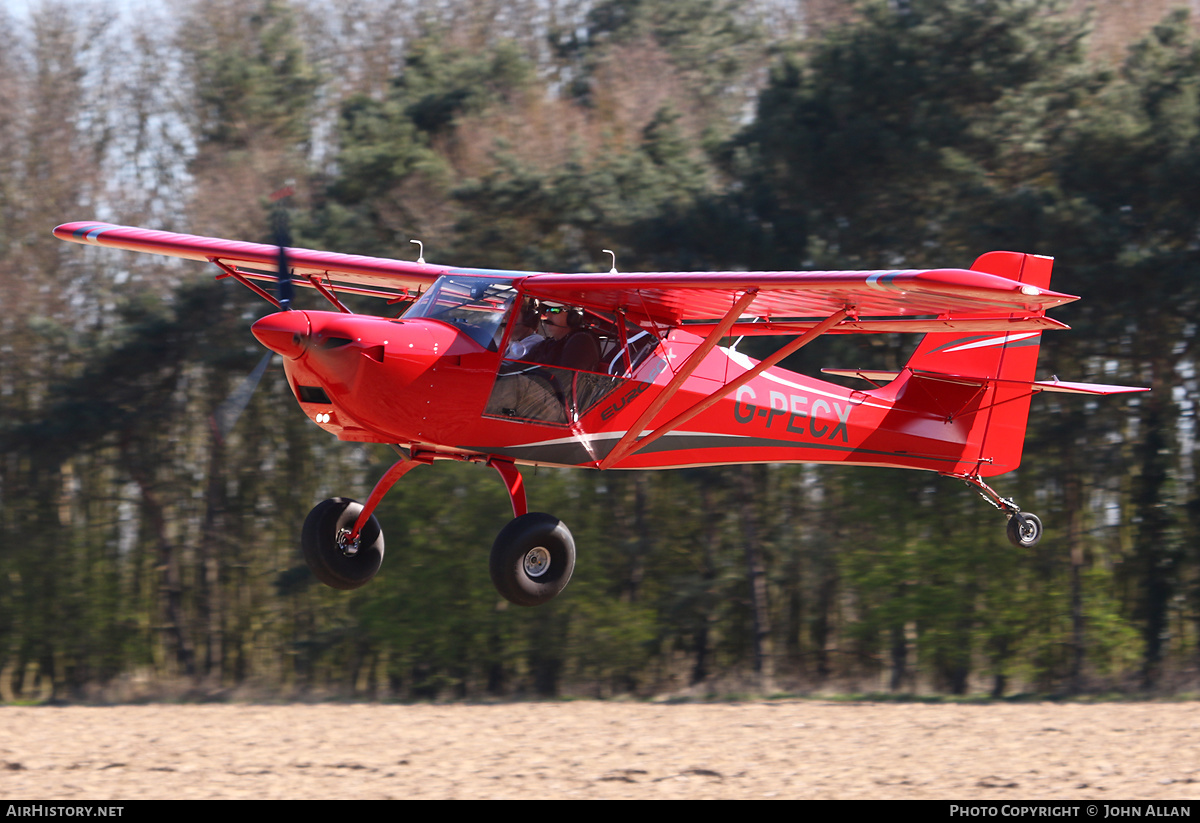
[904,252,1053,476]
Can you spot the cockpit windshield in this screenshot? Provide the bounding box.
[403,276,517,351]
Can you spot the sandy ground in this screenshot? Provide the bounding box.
[1,701,1199,800]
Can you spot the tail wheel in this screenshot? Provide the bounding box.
[489,513,575,607]
[1006,512,1043,548]
[302,498,385,590]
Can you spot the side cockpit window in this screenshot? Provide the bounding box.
[505,303,662,378]
[484,301,666,426]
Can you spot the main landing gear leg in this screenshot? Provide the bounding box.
[488,456,575,607]
[489,457,527,518]
[301,453,428,590]
[301,450,575,605]
[949,472,1043,549]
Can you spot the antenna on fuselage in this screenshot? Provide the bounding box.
[603,249,617,274]
[411,239,425,265]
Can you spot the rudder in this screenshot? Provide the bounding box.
[903,252,1054,476]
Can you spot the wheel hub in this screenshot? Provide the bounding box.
[335,528,360,557]
[523,546,551,578]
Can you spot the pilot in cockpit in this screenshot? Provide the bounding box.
[528,303,602,373]
[487,300,606,425]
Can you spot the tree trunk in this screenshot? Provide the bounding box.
[201,429,226,688]
[1134,357,1173,690]
[739,466,773,688]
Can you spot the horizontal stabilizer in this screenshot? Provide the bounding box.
[821,368,905,383]
[822,368,1148,395]
[1031,378,1149,395]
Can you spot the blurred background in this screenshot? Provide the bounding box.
[0,0,1197,702]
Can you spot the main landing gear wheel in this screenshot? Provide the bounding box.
[1006,512,1043,548]
[302,497,385,590]
[489,513,575,607]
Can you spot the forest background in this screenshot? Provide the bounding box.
[2,0,1199,702]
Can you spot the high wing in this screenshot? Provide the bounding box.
[54,221,448,302]
[56,221,1075,332]
[515,269,1077,334]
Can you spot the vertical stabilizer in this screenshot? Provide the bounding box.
[903,252,1053,476]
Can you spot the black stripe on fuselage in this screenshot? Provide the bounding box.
[462,433,962,469]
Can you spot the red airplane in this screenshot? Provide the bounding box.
[54,221,1146,606]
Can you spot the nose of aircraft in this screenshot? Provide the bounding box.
[252,311,311,359]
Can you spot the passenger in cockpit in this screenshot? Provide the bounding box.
[505,300,544,360]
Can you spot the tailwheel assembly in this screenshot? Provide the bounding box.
[1006,511,1043,548]
[949,471,1044,549]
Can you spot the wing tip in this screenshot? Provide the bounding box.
[53,221,118,244]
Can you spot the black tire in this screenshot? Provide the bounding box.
[1006,512,1043,548]
[489,513,575,607]
[301,498,385,590]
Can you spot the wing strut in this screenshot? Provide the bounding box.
[598,289,759,470]
[308,274,354,314]
[601,308,851,469]
[210,258,281,308]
